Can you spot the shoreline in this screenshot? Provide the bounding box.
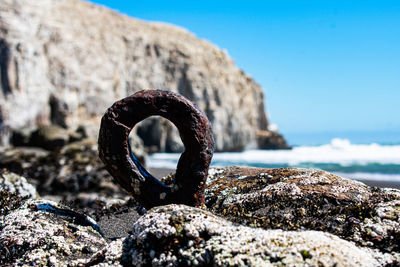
[149,167,400,190]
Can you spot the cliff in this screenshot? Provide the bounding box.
[0,0,288,151]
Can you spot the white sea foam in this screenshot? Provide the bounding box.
[149,138,400,166]
[147,138,400,182]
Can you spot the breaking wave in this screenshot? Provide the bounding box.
[147,138,400,182]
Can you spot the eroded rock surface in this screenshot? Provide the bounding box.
[205,167,400,258]
[0,173,106,266]
[88,204,395,266]
[0,169,37,199]
[0,199,106,266]
[0,0,287,151]
[1,167,400,266]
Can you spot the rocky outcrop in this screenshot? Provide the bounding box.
[256,130,291,149]
[89,204,395,266]
[87,167,400,266]
[1,168,400,265]
[0,169,37,199]
[205,167,400,257]
[11,125,87,150]
[0,139,137,208]
[0,170,106,265]
[0,199,106,265]
[0,0,287,152]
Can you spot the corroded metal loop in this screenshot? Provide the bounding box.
[98,90,215,209]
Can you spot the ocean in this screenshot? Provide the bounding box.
[147,137,400,184]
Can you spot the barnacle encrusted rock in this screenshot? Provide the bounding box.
[89,204,394,266]
[0,199,106,266]
[0,169,37,199]
[86,238,125,266]
[205,167,400,258]
[1,166,400,266]
[0,170,38,219]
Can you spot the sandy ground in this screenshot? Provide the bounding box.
[98,209,140,241]
[360,180,400,189]
[148,167,175,179]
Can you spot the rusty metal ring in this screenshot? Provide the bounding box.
[98,90,214,209]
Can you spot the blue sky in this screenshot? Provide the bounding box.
[88,0,400,143]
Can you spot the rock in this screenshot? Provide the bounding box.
[0,169,38,199]
[0,170,36,219]
[0,171,107,266]
[205,167,400,258]
[0,146,50,181]
[0,199,106,266]
[1,166,400,266]
[136,117,184,153]
[0,0,287,151]
[29,125,71,150]
[256,130,291,149]
[87,238,125,266]
[0,171,139,266]
[128,132,148,163]
[10,126,37,147]
[0,139,132,208]
[11,125,87,150]
[88,204,392,266]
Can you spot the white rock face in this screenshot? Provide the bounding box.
[0,0,280,151]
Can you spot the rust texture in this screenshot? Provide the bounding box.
[98,90,214,209]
